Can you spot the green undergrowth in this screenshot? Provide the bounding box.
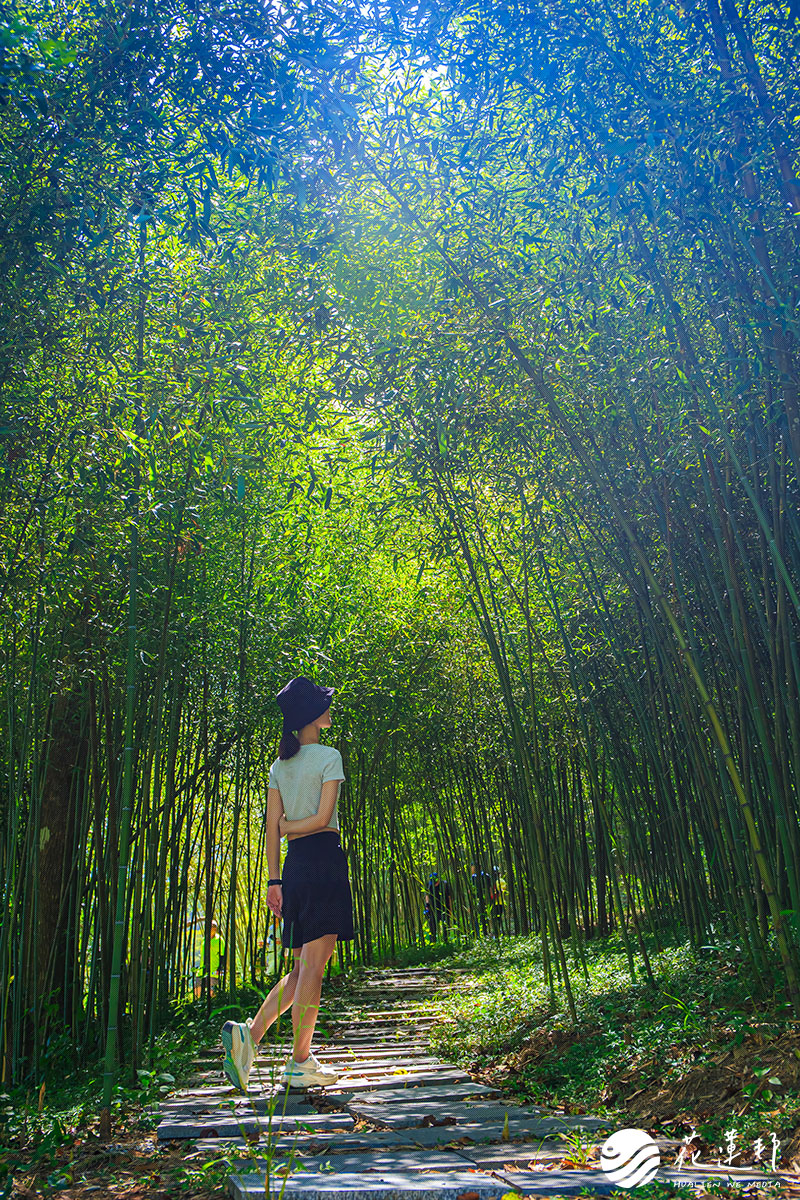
[366,930,468,969]
[2,975,350,1193]
[418,930,800,1173]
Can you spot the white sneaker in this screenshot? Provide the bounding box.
[281,1051,341,1088]
[221,1017,256,1092]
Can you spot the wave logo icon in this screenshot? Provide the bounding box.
[600,1128,661,1188]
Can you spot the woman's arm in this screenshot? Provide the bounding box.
[266,787,284,916]
[278,779,340,835]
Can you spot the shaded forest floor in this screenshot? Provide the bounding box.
[7,930,800,1199]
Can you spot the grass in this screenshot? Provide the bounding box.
[375,928,800,1175]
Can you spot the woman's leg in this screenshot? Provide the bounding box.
[249,948,303,1043]
[292,934,337,1063]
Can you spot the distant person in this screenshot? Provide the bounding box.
[470,862,491,933]
[194,919,225,998]
[424,872,453,939]
[489,866,507,935]
[220,676,354,1092]
[470,863,489,903]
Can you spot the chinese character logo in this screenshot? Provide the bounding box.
[676,1124,780,1174]
[600,1128,661,1187]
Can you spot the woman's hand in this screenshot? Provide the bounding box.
[267,882,282,918]
[278,814,289,837]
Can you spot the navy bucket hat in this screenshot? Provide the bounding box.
[276,676,334,734]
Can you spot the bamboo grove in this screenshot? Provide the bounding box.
[1,0,799,1089]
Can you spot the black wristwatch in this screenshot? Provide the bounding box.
[268,878,282,886]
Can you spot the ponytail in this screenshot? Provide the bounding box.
[279,729,301,760]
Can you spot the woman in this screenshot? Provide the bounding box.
[221,675,354,1091]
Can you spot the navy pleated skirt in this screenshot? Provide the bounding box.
[281,830,355,948]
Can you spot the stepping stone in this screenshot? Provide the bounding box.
[333,1031,436,1041]
[352,988,450,996]
[159,1088,298,1106]
[349,979,439,985]
[228,1168,513,1199]
[335,1037,433,1046]
[404,1127,510,1148]
[345,998,438,1008]
[352,984,452,992]
[356,973,444,980]
[176,1084,289,1099]
[287,1064,446,1078]
[402,1124,573,1148]
[338,1021,437,1028]
[316,1080,494,1099]
[160,1094,320,1116]
[320,1048,435,1054]
[166,1083,316,1100]
[346,995,445,1006]
[333,1028,433,1037]
[320,1047,436,1057]
[331,1041,431,1051]
[307,1077,444,1098]
[187,1065,458,1096]
[346,1099,544,1131]
[328,1021,435,1030]
[321,1051,441,1060]
[323,1068,469,1083]
[396,1112,613,1149]
[310,1052,443,1065]
[367,969,445,974]
[324,1083,500,1105]
[369,978,460,986]
[331,1019,437,1029]
[332,1010,438,1019]
[454,1140,572,1166]
[194,1060,300,1077]
[493,1167,620,1195]
[327,1050,440,1061]
[334,1032,435,1041]
[197,1131,415,1154]
[223,1149,476,1174]
[342,1013,439,1018]
[343,1010,434,1018]
[330,1045,434,1055]
[158,1111,355,1141]
[352,979,460,988]
[402,1114,610,1143]
[347,1069,473,1092]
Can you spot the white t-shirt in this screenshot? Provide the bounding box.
[268,743,345,832]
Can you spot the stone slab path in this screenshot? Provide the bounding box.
[157,965,790,1198]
